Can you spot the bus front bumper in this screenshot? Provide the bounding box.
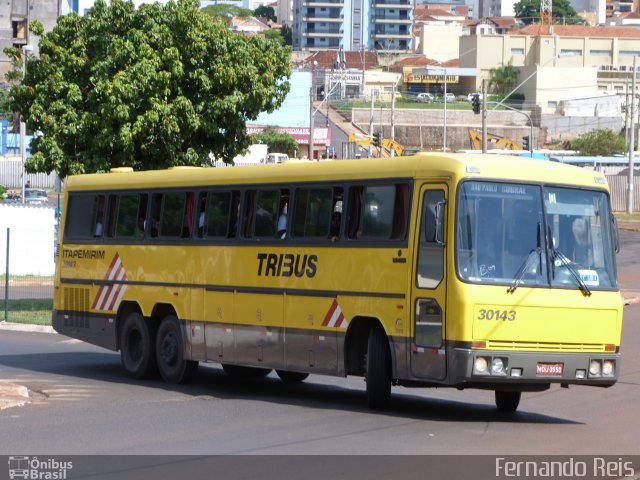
[447,347,620,390]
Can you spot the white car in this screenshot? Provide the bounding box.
[24,188,48,205]
[416,92,434,103]
[467,93,483,102]
[442,92,455,102]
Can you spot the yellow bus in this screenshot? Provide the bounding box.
[52,153,623,411]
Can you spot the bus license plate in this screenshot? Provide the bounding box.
[536,363,564,375]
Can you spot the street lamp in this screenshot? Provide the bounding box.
[20,44,33,205]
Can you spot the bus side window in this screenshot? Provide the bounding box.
[292,187,334,239]
[160,192,186,238]
[137,194,148,238]
[150,193,162,238]
[201,191,232,238]
[181,192,195,238]
[106,195,118,238]
[115,194,140,238]
[92,195,106,237]
[391,184,410,240]
[417,190,445,289]
[228,191,240,238]
[347,186,363,239]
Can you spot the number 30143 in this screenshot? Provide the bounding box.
[477,309,516,321]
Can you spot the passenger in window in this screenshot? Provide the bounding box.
[329,212,341,242]
[277,203,288,239]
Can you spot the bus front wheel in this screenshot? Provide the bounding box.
[365,326,391,410]
[120,311,157,379]
[495,391,521,412]
[155,315,198,384]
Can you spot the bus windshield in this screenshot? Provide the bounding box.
[456,181,617,291]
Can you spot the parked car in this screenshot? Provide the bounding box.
[442,92,456,102]
[24,188,49,205]
[416,92,434,103]
[467,93,483,102]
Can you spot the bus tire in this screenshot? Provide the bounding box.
[495,391,521,412]
[221,364,271,378]
[155,315,198,384]
[276,370,309,383]
[365,326,391,410]
[120,311,157,379]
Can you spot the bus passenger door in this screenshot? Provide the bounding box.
[410,184,448,380]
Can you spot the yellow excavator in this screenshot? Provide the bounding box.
[469,129,523,150]
[347,133,408,157]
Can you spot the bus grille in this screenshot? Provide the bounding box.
[486,340,607,352]
[63,287,90,329]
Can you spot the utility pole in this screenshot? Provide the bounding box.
[309,63,316,160]
[628,56,636,214]
[481,79,487,153]
[369,89,375,158]
[390,85,396,155]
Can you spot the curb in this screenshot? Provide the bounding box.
[0,321,55,334]
[0,381,30,410]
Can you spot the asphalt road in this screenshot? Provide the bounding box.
[0,299,638,458]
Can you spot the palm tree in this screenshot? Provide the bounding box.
[488,63,519,94]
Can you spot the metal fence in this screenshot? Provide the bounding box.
[0,156,59,189]
[606,175,640,212]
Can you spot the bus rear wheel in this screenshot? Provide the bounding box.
[120,311,157,379]
[156,315,198,384]
[276,370,309,383]
[221,364,271,378]
[365,326,391,410]
[495,391,521,412]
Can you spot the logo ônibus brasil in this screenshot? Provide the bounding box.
[8,456,73,480]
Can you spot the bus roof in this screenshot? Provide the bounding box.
[65,153,609,192]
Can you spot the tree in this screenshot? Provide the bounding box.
[253,5,276,22]
[7,0,290,178]
[250,126,298,156]
[570,129,626,156]
[202,3,252,19]
[514,0,582,25]
[281,24,293,46]
[488,62,519,94]
[263,29,284,45]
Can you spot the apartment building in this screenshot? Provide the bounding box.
[459,24,640,111]
[292,0,413,51]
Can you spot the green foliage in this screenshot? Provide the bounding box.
[250,126,298,155]
[281,24,292,46]
[253,5,276,21]
[7,0,291,178]
[488,62,519,94]
[263,29,284,45]
[202,3,252,19]
[513,0,582,25]
[570,129,626,156]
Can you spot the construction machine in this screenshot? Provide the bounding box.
[347,133,411,157]
[469,129,523,150]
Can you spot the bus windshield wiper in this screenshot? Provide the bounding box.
[507,248,541,294]
[508,222,542,294]
[552,249,592,297]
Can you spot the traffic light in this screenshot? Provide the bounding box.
[471,94,480,114]
[522,135,530,150]
[373,132,381,147]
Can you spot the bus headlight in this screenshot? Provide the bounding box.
[491,357,506,375]
[602,360,615,377]
[589,360,601,377]
[473,356,489,375]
